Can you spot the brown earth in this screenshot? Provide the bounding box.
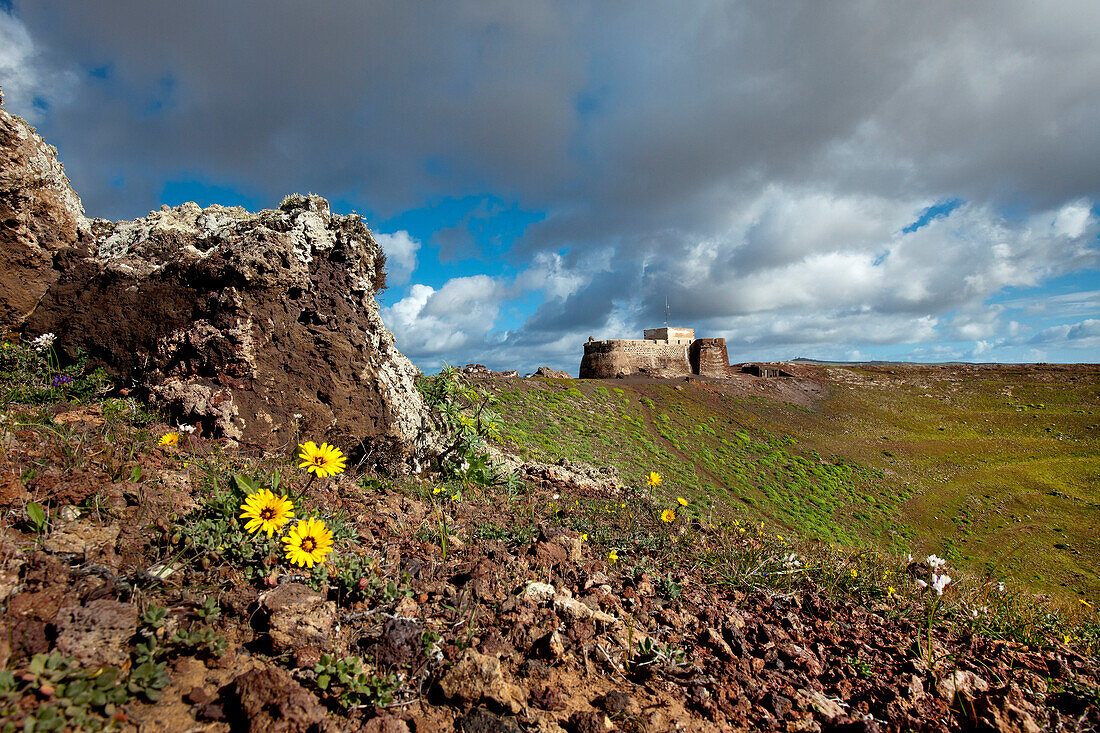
[0,406,1096,732]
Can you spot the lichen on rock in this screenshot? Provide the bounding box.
[1,104,437,471]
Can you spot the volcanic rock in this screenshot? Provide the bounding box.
[438,648,526,714]
[258,582,337,654]
[230,666,331,733]
[54,599,137,667]
[1,104,434,468]
[532,366,571,379]
[0,106,92,330]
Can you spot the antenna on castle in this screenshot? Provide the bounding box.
[664,296,669,327]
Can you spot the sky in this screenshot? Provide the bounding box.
[2,1,1099,374]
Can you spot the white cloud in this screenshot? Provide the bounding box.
[381,275,509,366]
[374,230,419,286]
[1052,200,1093,239]
[1029,319,1100,350]
[0,12,75,120]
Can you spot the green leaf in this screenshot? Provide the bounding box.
[316,673,330,690]
[129,464,143,482]
[25,502,46,531]
[233,474,257,493]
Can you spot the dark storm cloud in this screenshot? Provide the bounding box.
[8,0,586,219]
[5,1,1100,368]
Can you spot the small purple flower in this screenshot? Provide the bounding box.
[51,374,74,387]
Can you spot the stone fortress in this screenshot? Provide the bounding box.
[580,327,779,379]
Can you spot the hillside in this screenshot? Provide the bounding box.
[484,363,1100,604]
[0,349,1097,732]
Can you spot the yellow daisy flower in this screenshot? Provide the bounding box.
[646,471,662,488]
[677,496,689,506]
[282,518,334,568]
[297,441,346,478]
[159,432,179,447]
[661,509,676,523]
[608,550,618,562]
[240,489,294,537]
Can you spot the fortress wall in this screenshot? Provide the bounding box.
[689,338,731,378]
[579,338,691,378]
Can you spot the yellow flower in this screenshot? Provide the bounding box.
[1081,598,1093,608]
[661,509,676,523]
[677,496,689,506]
[850,569,858,578]
[432,487,442,495]
[282,518,334,568]
[297,441,346,478]
[887,586,896,597]
[1064,634,1072,645]
[580,533,588,542]
[159,432,179,447]
[240,489,294,537]
[608,550,618,562]
[646,471,662,488]
[776,534,783,541]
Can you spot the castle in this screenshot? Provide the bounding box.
[579,327,734,379]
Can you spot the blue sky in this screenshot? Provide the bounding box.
[2,2,1099,374]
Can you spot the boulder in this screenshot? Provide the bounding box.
[0,106,92,331]
[1,103,434,469]
[532,367,571,379]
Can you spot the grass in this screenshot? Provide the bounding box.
[485,367,1100,604]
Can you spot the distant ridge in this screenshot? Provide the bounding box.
[789,358,1060,367]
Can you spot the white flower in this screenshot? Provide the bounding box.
[459,460,470,473]
[915,579,928,589]
[997,582,1005,593]
[31,333,56,351]
[178,423,196,434]
[931,573,951,596]
[906,553,913,563]
[927,554,947,571]
[552,493,560,500]
[783,553,802,569]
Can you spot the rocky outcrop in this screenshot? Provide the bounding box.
[0,107,92,330]
[460,364,519,379]
[531,366,571,379]
[2,105,433,469]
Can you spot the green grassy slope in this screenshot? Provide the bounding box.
[485,365,1100,603]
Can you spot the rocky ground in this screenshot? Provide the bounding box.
[1,399,1098,732]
